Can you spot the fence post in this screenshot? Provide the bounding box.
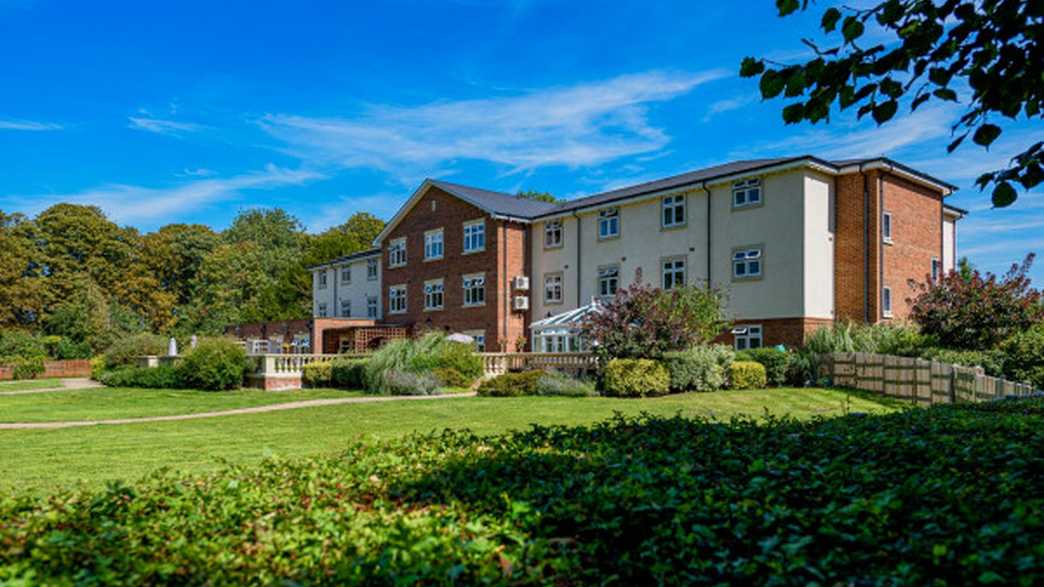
[948,368,957,404]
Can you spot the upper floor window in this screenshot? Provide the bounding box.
[544,273,563,304]
[340,299,351,317]
[931,257,941,283]
[882,212,894,243]
[463,220,485,253]
[389,285,407,314]
[733,247,763,279]
[424,279,444,310]
[340,266,351,284]
[317,302,328,317]
[389,238,407,268]
[366,295,378,318]
[733,325,763,350]
[462,273,486,307]
[732,178,762,208]
[367,258,378,280]
[317,271,328,289]
[883,286,893,318]
[662,194,686,228]
[424,229,444,260]
[544,220,563,248]
[662,257,686,289]
[598,208,620,239]
[598,265,620,297]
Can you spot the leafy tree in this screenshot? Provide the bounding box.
[0,212,46,327]
[43,277,113,351]
[181,242,277,334]
[740,0,1042,207]
[142,224,220,306]
[908,253,1042,349]
[32,204,137,295]
[516,190,559,204]
[224,208,305,251]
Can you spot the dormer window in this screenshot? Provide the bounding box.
[732,178,762,208]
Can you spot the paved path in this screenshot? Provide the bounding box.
[0,392,476,430]
[0,378,103,397]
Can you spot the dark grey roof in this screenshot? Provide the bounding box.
[430,179,559,219]
[307,248,380,270]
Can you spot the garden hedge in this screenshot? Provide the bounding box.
[1,400,1041,584]
[602,358,670,397]
[729,360,768,390]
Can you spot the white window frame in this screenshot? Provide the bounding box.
[317,271,328,289]
[366,295,378,319]
[544,272,563,304]
[662,194,686,228]
[317,302,328,318]
[367,258,378,280]
[424,279,444,311]
[931,257,941,283]
[462,273,486,307]
[733,325,763,350]
[463,329,486,352]
[424,228,444,261]
[388,285,407,314]
[662,257,686,289]
[882,212,893,244]
[389,238,407,268]
[597,265,620,298]
[598,207,620,240]
[732,178,763,209]
[340,299,351,317]
[340,266,351,284]
[544,220,563,248]
[463,219,485,253]
[883,286,893,318]
[732,247,763,279]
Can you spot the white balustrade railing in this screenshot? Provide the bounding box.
[248,352,596,379]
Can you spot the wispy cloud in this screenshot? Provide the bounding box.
[703,93,758,122]
[128,116,204,136]
[178,167,217,178]
[0,118,62,131]
[3,164,323,224]
[260,70,728,183]
[303,192,402,232]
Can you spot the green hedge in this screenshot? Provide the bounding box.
[98,366,182,389]
[662,345,734,392]
[175,339,247,391]
[2,400,1041,584]
[331,358,368,389]
[735,347,792,386]
[102,333,168,370]
[999,325,1044,389]
[920,347,1007,377]
[602,359,670,397]
[477,370,543,397]
[6,356,45,380]
[729,361,767,390]
[302,362,332,387]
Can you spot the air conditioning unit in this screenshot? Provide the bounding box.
[513,296,530,311]
[513,275,530,290]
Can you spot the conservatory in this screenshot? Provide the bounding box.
[529,299,602,353]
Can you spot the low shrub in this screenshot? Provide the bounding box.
[729,361,767,390]
[998,325,1044,389]
[0,329,46,361]
[920,348,1006,377]
[535,371,597,397]
[7,356,45,380]
[380,369,440,396]
[302,362,332,387]
[99,366,182,389]
[416,341,484,382]
[89,355,106,380]
[175,338,248,391]
[661,345,734,392]
[103,333,168,370]
[602,359,670,398]
[477,370,544,397]
[432,367,472,389]
[735,347,792,386]
[330,358,368,389]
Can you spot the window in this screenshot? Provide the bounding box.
[598,208,620,239]
[340,266,351,284]
[317,271,328,289]
[463,220,485,253]
[464,330,486,352]
[732,247,763,279]
[882,212,893,243]
[389,285,407,314]
[883,286,893,318]
[544,273,563,304]
[662,194,686,227]
[389,238,407,267]
[424,229,444,260]
[733,325,763,350]
[366,296,378,318]
[598,265,620,297]
[544,220,563,248]
[662,257,686,289]
[733,178,762,208]
[367,258,378,280]
[463,273,486,307]
[340,299,351,317]
[931,257,941,283]
[424,279,444,310]
[317,302,328,318]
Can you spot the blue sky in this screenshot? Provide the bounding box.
[1,0,1040,282]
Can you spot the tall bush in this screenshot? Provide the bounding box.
[662,345,734,392]
[998,325,1044,389]
[103,333,168,370]
[175,338,247,391]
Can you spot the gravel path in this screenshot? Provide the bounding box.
[0,392,476,430]
[0,378,103,397]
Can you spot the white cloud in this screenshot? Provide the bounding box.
[0,118,62,131]
[260,70,728,182]
[303,192,402,233]
[4,164,323,224]
[703,93,758,122]
[128,116,204,136]
[178,168,217,178]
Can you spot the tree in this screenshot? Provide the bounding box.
[0,212,46,327]
[142,224,220,306]
[908,253,1042,349]
[740,0,1042,207]
[516,190,559,204]
[181,242,277,335]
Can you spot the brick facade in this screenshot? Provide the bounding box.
[879,173,943,320]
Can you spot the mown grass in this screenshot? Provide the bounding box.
[0,387,901,494]
[0,378,63,391]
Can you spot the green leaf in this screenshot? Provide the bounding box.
[932,88,958,102]
[739,57,765,78]
[972,124,1002,147]
[928,67,952,86]
[872,100,898,124]
[991,182,1017,208]
[947,133,967,153]
[776,0,800,16]
[759,71,786,99]
[821,7,842,32]
[782,103,805,123]
[842,16,865,43]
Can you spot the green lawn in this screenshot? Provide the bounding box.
[0,387,903,494]
[0,378,63,391]
[0,387,364,422]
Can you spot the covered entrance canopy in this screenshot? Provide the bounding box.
[529,299,601,353]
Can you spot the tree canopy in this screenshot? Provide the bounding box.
[741,0,1042,207]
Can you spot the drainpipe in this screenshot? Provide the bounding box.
[572,210,582,307]
[703,185,712,285]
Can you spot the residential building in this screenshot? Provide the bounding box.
[311,155,964,350]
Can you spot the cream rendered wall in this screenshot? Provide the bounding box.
[312,256,382,319]
[530,216,579,321]
[802,171,836,319]
[313,268,335,316]
[942,217,956,272]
